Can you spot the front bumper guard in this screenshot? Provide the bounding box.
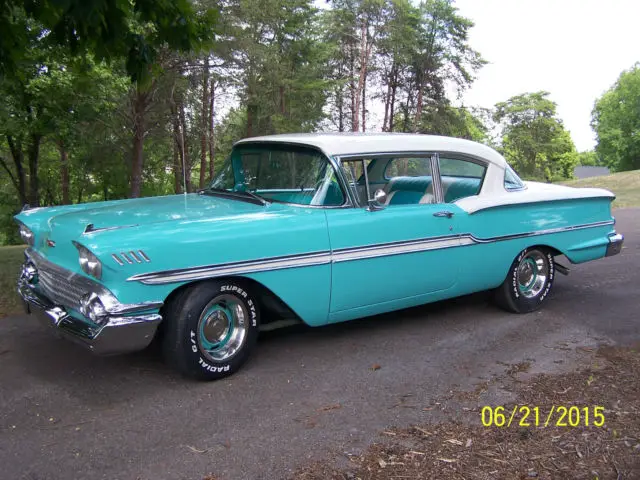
[605,232,624,257]
[18,265,162,356]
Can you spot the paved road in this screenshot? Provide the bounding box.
[0,209,638,480]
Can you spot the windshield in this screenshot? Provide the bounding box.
[208,144,345,206]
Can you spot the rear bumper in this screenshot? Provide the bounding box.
[605,232,624,257]
[18,255,162,356]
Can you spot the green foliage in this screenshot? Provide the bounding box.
[592,63,640,172]
[1,0,217,84]
[415,105,491,143]
[577,150,604,167]
[494,92,578,181]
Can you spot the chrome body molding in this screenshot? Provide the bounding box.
[18,249,163,355]
[465,219,614,244]
[332,235,467,263]
[128,251,333,285]
[127,220,615,286]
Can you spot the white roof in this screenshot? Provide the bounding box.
[235,133,507,168]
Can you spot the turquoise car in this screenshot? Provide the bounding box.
[16,133,624,380]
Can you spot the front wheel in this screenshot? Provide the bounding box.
[162,280,260,380]
[494,247,555,313]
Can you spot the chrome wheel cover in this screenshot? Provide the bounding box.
[517,251,549,299]
[197,294,248,362]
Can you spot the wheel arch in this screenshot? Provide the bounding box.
[160,276,302,326]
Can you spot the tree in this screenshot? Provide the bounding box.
[577,150,605,167]
[592,64,640,172]
[494,92,578,180]
[0,0,216,83]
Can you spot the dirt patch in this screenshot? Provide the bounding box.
[292,345,640,480]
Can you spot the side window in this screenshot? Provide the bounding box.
[384,157,432,178]
[383,157,434,206]
[438,157,486,203]
[341,159,373,206]
[504,165,525,191]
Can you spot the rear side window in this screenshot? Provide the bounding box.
[439,157,486,179]
[504,166,525,190]
[384,157,432,178]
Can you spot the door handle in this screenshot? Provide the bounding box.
[433,211,454,218]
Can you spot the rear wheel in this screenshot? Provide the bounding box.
[494,247,555,313]
[162,280,260,380]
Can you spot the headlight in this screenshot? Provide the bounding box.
[73,242,102,280]
[79,293,108,325]
[18,223,34,246]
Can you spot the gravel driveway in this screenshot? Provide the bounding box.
[0,209,637,480]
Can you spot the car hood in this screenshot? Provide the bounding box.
[46,193,266,236]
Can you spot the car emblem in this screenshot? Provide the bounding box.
[46,239,56,247]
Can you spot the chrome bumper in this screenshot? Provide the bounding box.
[605,232,624,257]
[18,258,162,356]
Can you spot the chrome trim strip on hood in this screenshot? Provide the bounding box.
[127,219,615,285]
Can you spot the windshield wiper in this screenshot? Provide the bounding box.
[198,187,269,206]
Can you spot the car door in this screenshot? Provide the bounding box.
[325,153,461,318]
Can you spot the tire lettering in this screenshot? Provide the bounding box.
[198,357,230,372]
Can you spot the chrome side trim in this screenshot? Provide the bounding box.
[332,235,470,262]
[465,220,614,244]
[127,220,615,285]
[111,253,124,265]
[128,251,333,285]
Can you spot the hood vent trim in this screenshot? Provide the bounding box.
[112,250,151,265]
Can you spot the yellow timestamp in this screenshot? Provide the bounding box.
[481,405,605,428]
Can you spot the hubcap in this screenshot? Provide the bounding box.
[517,251,549,298]
[197,294,248,362]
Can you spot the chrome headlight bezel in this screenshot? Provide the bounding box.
[18,223,35,246]
[73,241,103,280]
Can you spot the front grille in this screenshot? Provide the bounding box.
[38,267,86,309]
[27,251,103,311]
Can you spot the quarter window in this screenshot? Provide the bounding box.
[504,165,525,190]
[438,157,486,203]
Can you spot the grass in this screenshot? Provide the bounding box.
[0,245,25,318]
[560,169,640,208]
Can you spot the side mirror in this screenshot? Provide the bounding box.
[368,189,387,211]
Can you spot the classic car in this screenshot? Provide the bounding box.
[16,133,624,380]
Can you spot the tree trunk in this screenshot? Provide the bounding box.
[349,43,356,132]
[199,60,210,189]
[353,20,373,133]
[414,83,423,132]
[382,82,391,132]
[179,103,192,193]
[337,86,344,132]
[130,86,149,199]
[279,85,286,115]
[172,115,182,194]
[247,104,255,137]
[59,143,70,205]
[209,79,216,179]
[389,71,397,133]
[5,135,28,206]
[27,133,41,206]
[361,69,367,132]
